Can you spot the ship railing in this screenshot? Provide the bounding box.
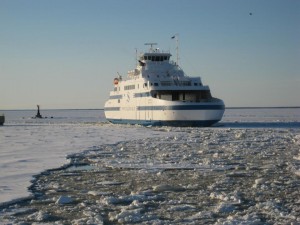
[152,86,210,93]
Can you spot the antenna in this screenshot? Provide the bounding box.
[144,43,157,51]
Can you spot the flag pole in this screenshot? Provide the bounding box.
[171,34,179,66]
[135,48,137,67]
[176,35,179,66]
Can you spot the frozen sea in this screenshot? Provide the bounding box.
[0,108,300,224]
[0,109,169,204]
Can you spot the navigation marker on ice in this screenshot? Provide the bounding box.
[35,105,43,118]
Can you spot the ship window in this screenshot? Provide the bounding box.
[144,56,148,60]
[161,81,172,86]
[194,83,198,86]
[154,83,158,86]
[172,93,179,101]
[180,81,191,86]
[164,56,167,60]
[144,83,147,87]
[124,85,135,90]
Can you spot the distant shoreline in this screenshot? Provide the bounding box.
[1,106,300,111]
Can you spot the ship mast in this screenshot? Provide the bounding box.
[145,43,157,52]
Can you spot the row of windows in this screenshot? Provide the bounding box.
[143,56,170,61]
[124,85,135,90]
[161,81,172,86]
[134,92,150,98]
[109,95,122,99]
[180,81,192,86]
[115,81,201,92]
[111,92,150,103]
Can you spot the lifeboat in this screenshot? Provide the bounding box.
[113,78,119,85]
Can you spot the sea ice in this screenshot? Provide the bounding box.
[55,195,73,205]
[1,108,300,224]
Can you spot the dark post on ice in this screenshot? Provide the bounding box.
[35,105,43,118]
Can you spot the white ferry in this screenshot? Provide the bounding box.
[104,43,225,126]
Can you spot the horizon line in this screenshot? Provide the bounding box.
[1,106,300,111]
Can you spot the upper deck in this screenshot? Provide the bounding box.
[123,44,207,91]
[139,43,172,63]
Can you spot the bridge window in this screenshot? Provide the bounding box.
[144,55,170,61]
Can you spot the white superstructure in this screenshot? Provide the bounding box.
[104,43,225,126]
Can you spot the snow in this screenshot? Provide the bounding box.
[0,108,299,224]
[0,109,171,205]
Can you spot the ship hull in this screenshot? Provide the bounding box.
[106,118,220,127]
[104,98,225,127]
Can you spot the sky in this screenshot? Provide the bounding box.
[0,0,299,109]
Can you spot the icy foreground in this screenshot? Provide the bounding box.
[1,127,300,224]
[0,122,167,204]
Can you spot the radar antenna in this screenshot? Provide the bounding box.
[144,43,157,51]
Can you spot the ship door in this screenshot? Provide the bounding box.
[146,99,153,121]
[136,106,140,120]
[136,94,141,120]
[136,104,140,121]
